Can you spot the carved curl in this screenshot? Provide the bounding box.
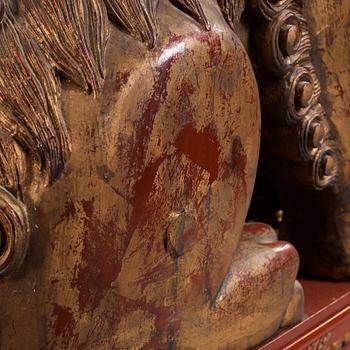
[313,143,341,190]
[286,67,316,123]
[0,187,29,276]
[298,105,330,161]
[0,136,28,276]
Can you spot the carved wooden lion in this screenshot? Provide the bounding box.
[0,1,303,348]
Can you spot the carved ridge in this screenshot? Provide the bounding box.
[104,0,158,48]
[24,0,109,95]
[217,0,246,29]
[172,0,210,30]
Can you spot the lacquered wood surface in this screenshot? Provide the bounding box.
[256,279,350,350]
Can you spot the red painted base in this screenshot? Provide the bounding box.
[256,279,350,349]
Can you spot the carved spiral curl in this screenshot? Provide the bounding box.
[286,67,316,123]
[313,143,341,190]
[263,10,302,75]
[0,187,29,276]
[298,105,330,161]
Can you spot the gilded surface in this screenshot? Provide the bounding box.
[0,0,303,348]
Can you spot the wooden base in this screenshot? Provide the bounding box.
[256,279,350,350]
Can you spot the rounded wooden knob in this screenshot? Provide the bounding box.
[308,123,325,149]
[295,80,314,109]
[164,211,196,259]
[280,24,301,56]
[322,155,336,177]
[312,123,325,147]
